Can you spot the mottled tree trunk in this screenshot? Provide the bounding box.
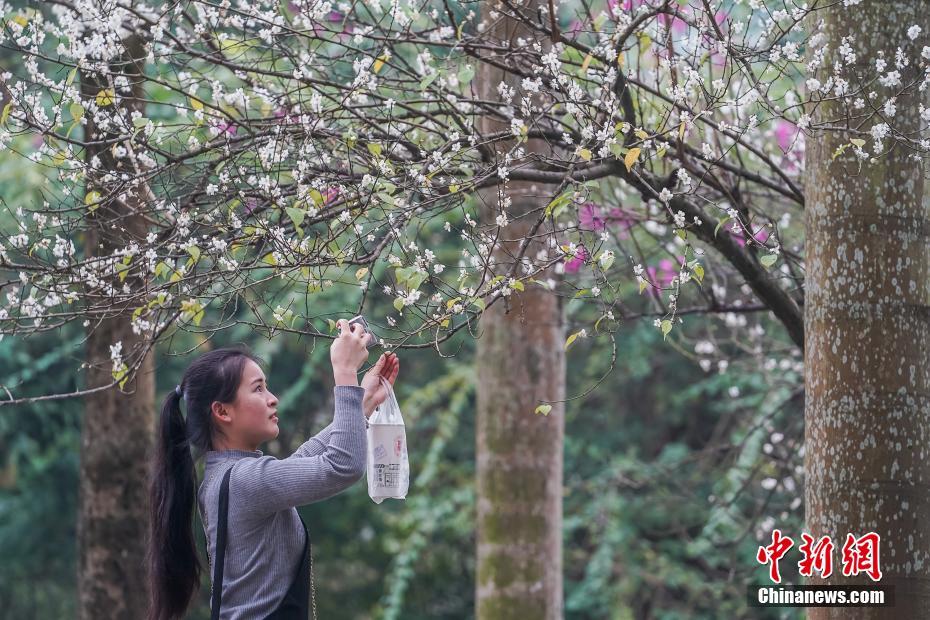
[474,3,566,618]
[77,34,155,620]
[805,2,930,617]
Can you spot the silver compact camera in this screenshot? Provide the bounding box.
[347,315,380,349]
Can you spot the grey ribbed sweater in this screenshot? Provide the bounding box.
[197,385,367,620]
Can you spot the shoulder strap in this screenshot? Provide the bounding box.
[211,466,234,620]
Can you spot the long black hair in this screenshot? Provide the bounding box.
[146,344,265,620]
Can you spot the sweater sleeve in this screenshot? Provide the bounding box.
[231,385,367,520]
[286,421,335,459]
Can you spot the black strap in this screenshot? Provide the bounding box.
[210,466,234,620]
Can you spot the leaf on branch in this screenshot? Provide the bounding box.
[535,404,552,416]
[661,319,673,340]
[624,147,641,172]
[420,72,437,91]
[457,64,474,84]
[373,52,389,73]
[760,254,778,268]
[95,89,115,107]
[693,263,704,284]
[84,190,101,212]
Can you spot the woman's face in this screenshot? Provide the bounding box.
[214,358,280,450]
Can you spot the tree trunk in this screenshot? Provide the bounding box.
[475,4,566,617]
[77,34,155,619]
[804,2,930,617]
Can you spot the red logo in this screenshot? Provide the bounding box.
[757,529,794,584]
[841,532,883,582]
[756,529,882,584]
[798,533,834,578]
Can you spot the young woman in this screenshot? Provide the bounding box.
[146,319,400,620]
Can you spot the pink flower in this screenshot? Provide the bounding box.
[578,202,607,232]
[562,244,590,274]
[657,8,689,34]
[323,186,340,204]
[217,121,237,135]
[726,221,770,248]
[605,207,637,239]
[644,256,684,297]
[775,120,797,153]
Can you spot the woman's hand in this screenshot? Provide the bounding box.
[360,352,400,418]
[330,319,372,386]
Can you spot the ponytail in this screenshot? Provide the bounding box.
[146,386,201,620]
[144,346,264,619]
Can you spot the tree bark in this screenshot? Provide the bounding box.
[77,34,155,619]
[804,2,930,617]
[475,3,566,617]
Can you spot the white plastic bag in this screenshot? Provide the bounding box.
[366,374,409,503]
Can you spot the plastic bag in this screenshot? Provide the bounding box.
[366,374,409,503]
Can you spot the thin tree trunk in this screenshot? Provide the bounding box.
[804,2,930,617]
[77,34,154,619]
[475,3,566,617]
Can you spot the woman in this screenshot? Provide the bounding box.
[146,319,400,620]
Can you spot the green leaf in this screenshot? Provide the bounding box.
[661,319,673,340]
[714,216,730,238]
[420,72,438,91]
[393,297,405,311]
[69,102,84,122]
[0,101,12,126]
[693,263,704,284]
[186,245,200,262]
[545,191,573,218]
[395,266,415,286]
[760,254,778,268]
[565,331,581,350]
[286,206,305,228]
[535,404,552,416]
[850,138,866,148]
[457,64,475,84]
[407,271,427,291]
[367,142,382,157]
